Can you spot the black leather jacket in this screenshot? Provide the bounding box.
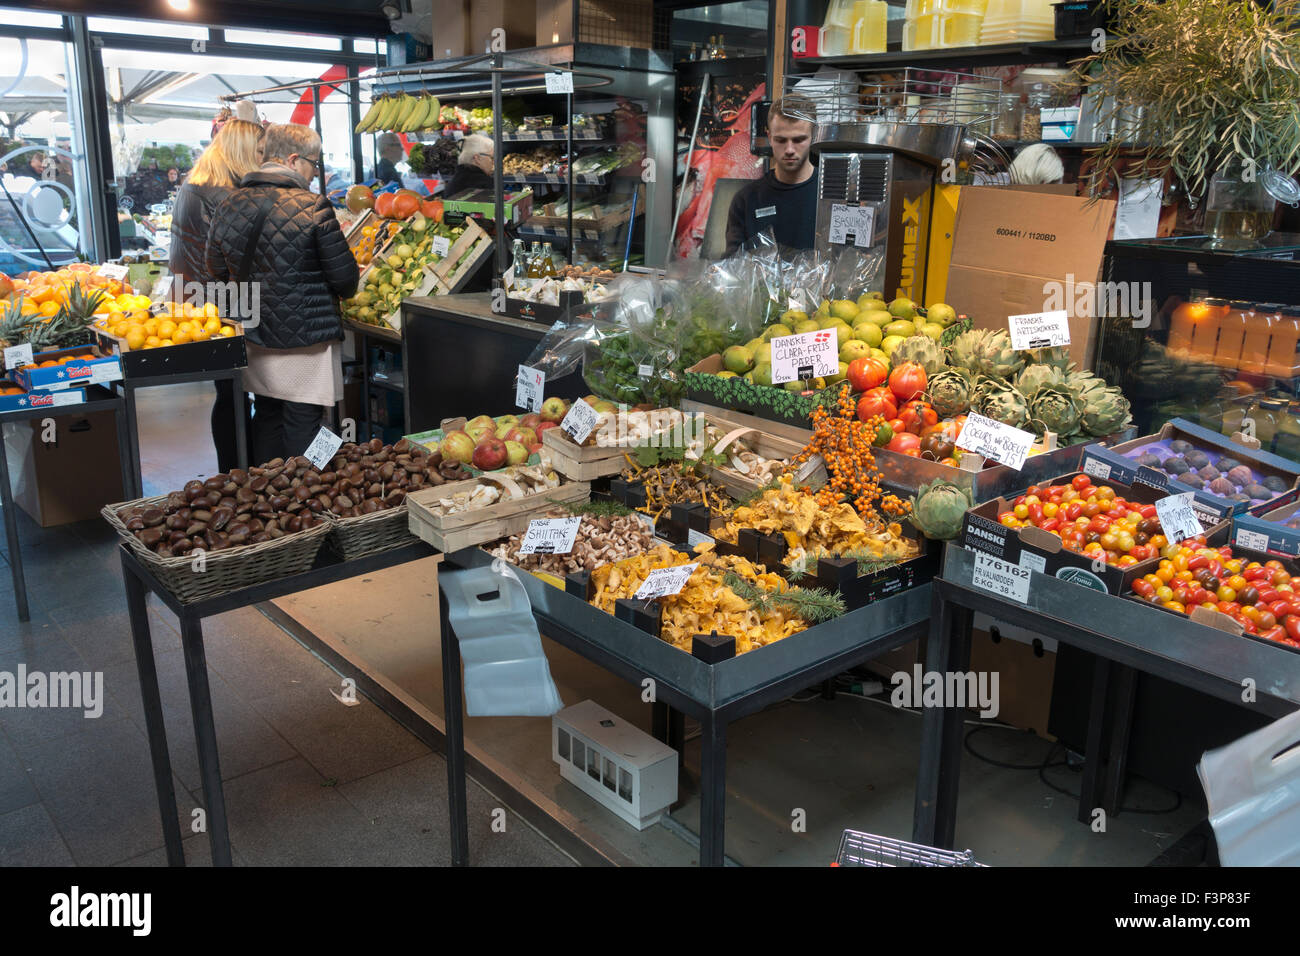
[205,165,358,349]
[169,182,232,295]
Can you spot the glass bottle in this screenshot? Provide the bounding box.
[511,239,526,280]
[1021,85,1049,141]
[993,92,1021,141]
[1204,157,1286,250]
[526,242,544,279]
[704,35,716,59]
[687,42,697,62]
[1268,305,1300,379]
[1214,300,1252,370]
[714,34,727,58]
[1189,297,1229,362]
[1239,302,1276,376]
[540,242,558,277]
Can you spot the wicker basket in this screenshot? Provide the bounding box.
[102,495,332,604]
[324,503,416,560]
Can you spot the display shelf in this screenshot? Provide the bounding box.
[518,223,632,243]
[502,172,608,186]
[791,37,1094,72]
[503,128,610,143]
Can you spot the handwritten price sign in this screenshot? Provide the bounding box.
[956,413,1035,471]
[771,328,839,384]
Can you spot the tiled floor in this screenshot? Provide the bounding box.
[0,383,573,867]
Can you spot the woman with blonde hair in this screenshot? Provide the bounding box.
[170,117,265,471]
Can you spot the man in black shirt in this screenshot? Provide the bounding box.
[724,95,818,257]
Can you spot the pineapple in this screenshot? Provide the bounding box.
[0,298,33,351]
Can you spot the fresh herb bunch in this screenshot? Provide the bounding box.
[564,499,633,518]
[722,571,846,624]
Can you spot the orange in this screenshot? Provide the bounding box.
[144,335,161,348]
[158,319,177,339]
[191,327,211,342]
[203,303,219,318]
[172,331,191,345]
[203,317,221,334]
[38,301,60,318]
[125,329,146,350]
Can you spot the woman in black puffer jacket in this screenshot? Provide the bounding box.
[169,119,264,471]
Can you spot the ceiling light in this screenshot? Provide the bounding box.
[168,0,192,10]
[380,1,405,20]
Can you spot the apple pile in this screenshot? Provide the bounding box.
[437,397,571,472]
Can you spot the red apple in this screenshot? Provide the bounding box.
[527,443,542,456]
[505,426,537,447]
[519,413,542,431]
[465,414,497,443]
[441,429,475,464]
[472,436,509,471]
[540,397,569,424]
[534,421,559,436]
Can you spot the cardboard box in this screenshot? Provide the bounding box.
[1232,500,1300,558]
[470,0,535,54]
[432,0,469,59]
[944,187,1116,370]
[4,409,125,527]
[0,385,86,415]
[12,347,123,392]
[969,625,1057,738]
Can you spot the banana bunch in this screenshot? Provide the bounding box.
[354,94,443,134]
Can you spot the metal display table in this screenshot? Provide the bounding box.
[438,546,933,867]
[1,386,135,622]
[913,545,1300,851]
[121,539,438,866]
[111,368,248,499]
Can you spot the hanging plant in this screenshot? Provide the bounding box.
[1075,0,1300,204]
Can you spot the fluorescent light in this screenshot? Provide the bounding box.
[168,0,192,10]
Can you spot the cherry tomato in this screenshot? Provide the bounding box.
[1286,615,1300,642]
[1065,502,1083,521]
[1133,579,1155,598]
[1257,587,1279,604]
[1071,474,1092,491]
[1216,585,1237,603]
[1027,504,1044,522]
[1259,625,1287,643]
[1257,610,1277,630]
[1039,518,1061,533]
[1240,605,1261,623]
[1089,516,1110,534]
[1013,504,1029,520]
[1138,504,1157,520]
[1188,555,1209,571]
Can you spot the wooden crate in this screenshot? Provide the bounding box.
[406,476,590,552]
[542,428,632,481]
[429,218,494,293]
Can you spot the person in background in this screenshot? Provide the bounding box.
[444,133,495,197]
[723,95,818,257]
[166,167,181,188]
[374,132,405,186]
[170,118,266,473]
[205,123,359,463]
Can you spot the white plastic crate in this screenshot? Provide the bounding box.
[552,700,678,830]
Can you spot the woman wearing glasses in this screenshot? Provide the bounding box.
[205,123,359,462]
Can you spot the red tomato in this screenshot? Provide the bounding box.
[1286,615,1300,642]
[1259,625,1287,643]
[1064,502,1083,521]
[420,198,445,223]
[1271,601,1297,620]
[1133,579,1155,598]
[899,399,938,434]
[886,432,921,455]
[887,362,927,403]
[856,388,897,422]
[1130,545,1151,562]
[1258,588,1280,605]
[1088,516,1111,534]
[1071,474,1092,491]
[373,192,396,218]
[1138,504,1157,519]
[888,417,907,435]
[846,357,889,393]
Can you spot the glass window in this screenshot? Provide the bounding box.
[88,17,209,41]
[353,38,386,55]
[0,7,63,29]
[224,28,342,52]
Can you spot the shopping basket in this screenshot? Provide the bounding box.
[832,830,987,867]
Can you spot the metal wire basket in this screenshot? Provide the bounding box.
[784,68,1002,131]
[833,830,988,867]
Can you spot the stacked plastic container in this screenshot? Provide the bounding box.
[822,0,889,55]
[980,0,1056,43]
[903,0,988,52]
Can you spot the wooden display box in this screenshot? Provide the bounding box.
[406,476,590,552]
[692,410,822,499]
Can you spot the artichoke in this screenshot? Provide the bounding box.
[1026,345,1075,375]
[1015,363,1067,400]
[891,334,945,377]
[1065,369,1103,402]
[927,367,973,418]
[975,381,1030,428]
[947,329,988,374]
[973,329,1027,380]
[1081,385,1133,436]
[909,478,973,541]
[1028,383,1082,437]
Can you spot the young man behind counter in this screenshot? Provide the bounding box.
[723,95,818,257]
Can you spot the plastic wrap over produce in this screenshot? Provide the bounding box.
[440,562,563,717]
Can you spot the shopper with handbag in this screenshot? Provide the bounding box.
[205,123,359,462]
[169,118,265,472]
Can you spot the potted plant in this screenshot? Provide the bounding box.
[1075,0,1300,245]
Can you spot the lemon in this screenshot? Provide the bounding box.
[173,331,192,345]
[191,328,211,342]
[158,320,177,339]
[204,317,222,334]
[219,326,236,338]
[125,329,146,350]
[144,336,161,348]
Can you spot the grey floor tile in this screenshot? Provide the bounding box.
[0,803,75,866]
[50,595,181,671]
[114,832,235,867]
[221,756,396,866]
[0,728,39,814]
[102,645,296,792]
[177,607,328,701]
[339,754,574,867]
[247,678,429,785]
[21,716,198,866]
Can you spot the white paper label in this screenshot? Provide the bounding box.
[518,516,582,555]
[4,344,33,369]
[304,426,344,470]
[560,398,599,444]
[827,203,875,247]
[151,275,173,302]
[545,71,575,94]
[1008,310,1071,351]
[687,528,714,548]
[432,235,451,257]
[1114,177,1163,242]
[1019,550,1047,574]
[637,363,653,378]
[97,263,129,281]
[515,364,545,413]
[1235,527,1270,553]
[1155,492,1203,545]
[635,563,698,601]
[87,361,123,385]
[771,328,839,384]
[956,413,1035,471]
[971,551,1031,604]
[1082,457,1112,481]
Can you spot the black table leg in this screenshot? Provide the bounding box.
[439,587,469,866]
[668,707,686,766]
[913,589,973,849]
[1078,654,1112,825]
[230,370,248,471]
[698,712,726,867]
[122,382,143,498]
[1103,663,1138,816]
[177,613,232,866]
[122,552,185,865]
[112,401,135,512]
[0,427,29,622]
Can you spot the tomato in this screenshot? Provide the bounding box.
[1065,502,1083,521]
[1089,516,1111,534]
[1271,601,1297,620]
[886,432,921,455]
[1286,615,1300,642]
[1040,518,1061,533]
[998,511,1016,525]
[899,399,938,434]
[1260,625,1287,644]
[873,422,894,446]
[847,357,889,393]
[420,198,445,223]
[1130,545,1152,562]
[373,192,396,218]
[1133,579,1155,598]
[887,362,927,403]
[1256,587,1279,604]
[1188,555,1209,571]
[856,388,897,422]
[1138,504,1157,520]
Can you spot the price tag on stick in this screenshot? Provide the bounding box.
[970,551,1032,604]
[560,398,600,444]
[635,563,698,601]
[956,413,1035,471]
[304,426,344,470]
[1008,309,1071,351]
[4,343,34,370]
[518,516,582,555]
[515,364,545,413]
[1155,492,1203,545]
